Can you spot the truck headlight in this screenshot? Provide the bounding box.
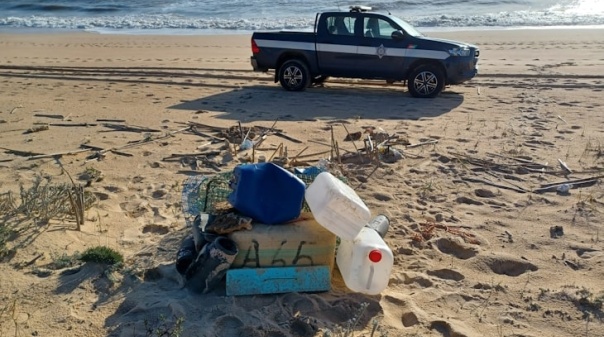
[448,47,471,57]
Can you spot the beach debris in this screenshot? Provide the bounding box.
[175,235,197,275]
[556,183,572,195]
[378,145,404,163]
[274,131,302,143]
[78,167,104,186]
[205,213,253,235]
[24,125,49,134]
[411,222,480,245]
[534,175,602,194]
[96,118,126,123]
[557,158,572,175]
[344,131,362,141]
[33,122,97,127]
[185,236,238,294]
[28,148,91,160]
[407,139,438,148]
[0,147,45,157]
[101,123,161,133]
[10,105,23,114]
[550,225,564,238]
[461,177,528,194]
[34,113,64,119]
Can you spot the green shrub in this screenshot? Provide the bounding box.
[80,246,123,265]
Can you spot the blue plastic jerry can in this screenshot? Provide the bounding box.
[228,162,306,225]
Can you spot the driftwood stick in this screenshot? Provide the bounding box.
[539,175,604,188]
[292,146,309,162]
[308,140,355,154]
[268,143,283,162]
[189,127,225,141]
[355,162,380,190]
[461,177,528,193]
[67,188,80,228]
[533,179,599,194]
[187,121,226,132]
[342,123,363,163]
[34,114,64,119]
[407,139,438,148]
[101,123,161,133]
[164,151,221,159]
[36,122,97,127]
[28,148,91,160]
[329,125,335,160]
[486,152,536,164]
[557,158,572,175]
[296,150,331,159]
[80,144,104,151]
[24,125,49,134]
[110,126,190,152]
[273,131,302,144]
[268,118,279,131]
[238,121,244,141]
[522,167,560,174]
[85,126,190,162]
[109,150,133,157]
[0,147,45,157]
[96,118,125,123]
[253,134,268,149]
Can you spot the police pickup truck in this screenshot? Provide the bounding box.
[250,6,479,98]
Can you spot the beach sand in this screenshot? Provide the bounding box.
[1,28,603,337]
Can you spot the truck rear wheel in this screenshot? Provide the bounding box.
[407,64,445,98]
[278,60,310,91]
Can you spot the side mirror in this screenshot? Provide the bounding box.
[391,30,404,40]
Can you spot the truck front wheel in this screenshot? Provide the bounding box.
[278,60,310,91]
[407,64,445,98]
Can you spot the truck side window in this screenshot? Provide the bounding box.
[326,16,356,36]
[364,17,399,39]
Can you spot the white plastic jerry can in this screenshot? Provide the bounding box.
[305,172,371,241]
[336,227,394,295]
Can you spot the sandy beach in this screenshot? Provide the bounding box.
[1,28,603,337]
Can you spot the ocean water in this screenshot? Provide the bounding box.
[0,0,603,34]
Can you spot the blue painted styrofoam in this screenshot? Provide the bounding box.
[226,266,331,296]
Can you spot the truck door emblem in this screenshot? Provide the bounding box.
[376,44,386,59]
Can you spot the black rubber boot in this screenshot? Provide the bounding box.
[175,235,197,275]
[185,236,238,293]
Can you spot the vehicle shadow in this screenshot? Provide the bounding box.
[169,84,464,122]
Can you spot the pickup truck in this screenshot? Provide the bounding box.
[250,6,479,98]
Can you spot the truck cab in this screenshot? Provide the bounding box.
[251,6,479,98]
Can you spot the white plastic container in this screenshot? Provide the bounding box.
[305,172,371,240]
[336,227,393,295]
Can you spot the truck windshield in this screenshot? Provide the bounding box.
[390,16,423,37]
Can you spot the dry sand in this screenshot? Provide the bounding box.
[0,28,603,337]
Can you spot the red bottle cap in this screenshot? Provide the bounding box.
[368,249,382,263]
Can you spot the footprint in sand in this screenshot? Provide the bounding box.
[426,268,465,281]
[430,319,475,337]
[151,189,169,199]
[435,237,480,260]
[474,253,538,276]
[141,224,169,235]
[119,200,149,218]
[280,293,316,314]
[213,315,244,336]
[474,188,496,198]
